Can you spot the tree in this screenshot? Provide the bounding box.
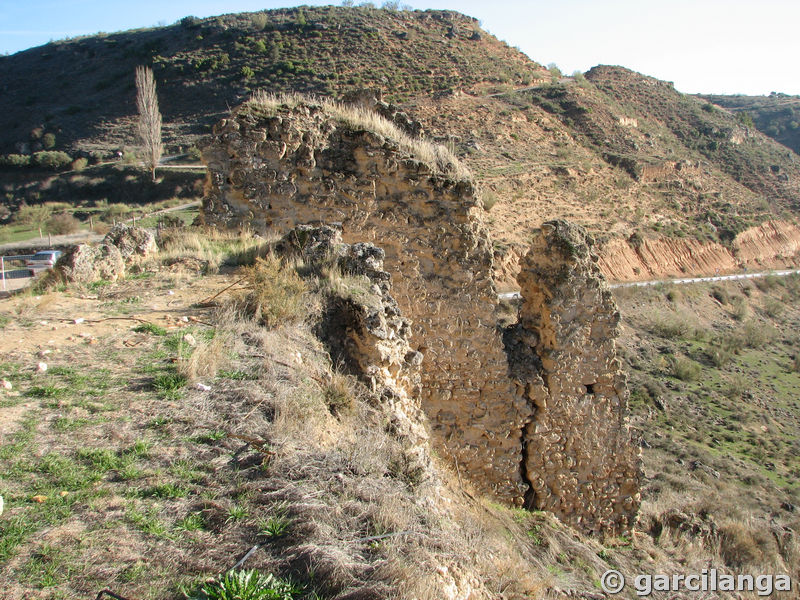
[135,65,163,182]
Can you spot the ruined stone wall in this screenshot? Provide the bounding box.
[509,221,641,533]
[203,99,529,502]
[275,224,430,472]
[203,98,641,533]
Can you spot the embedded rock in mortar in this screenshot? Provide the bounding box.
[510,220,642,534]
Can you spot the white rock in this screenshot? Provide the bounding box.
[181,316,189,323]
[39,350,51,357]
[1,379,12,391]
[167,290,175,295]
[183,334,196,347]
[36,362,48,373]
[74,318,85,325]
[294,352,303,364]
[195,383,211,392]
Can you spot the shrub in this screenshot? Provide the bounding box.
[762,297,784,318]
[547,62,562,79]
[723,374,749,400]
[731,296,748,321]
[236,255,307,327]
[71,157,88,171]
[711,286,730,305]
[482,191,498,211]
[187,145,203,161]
[32,151,72,170]
[42,133,56,149]
[15,203,52,226]
[718,521,775,569]
[0,154,31,167]
[650,313,695,339]
[324,372,355,416]
[250,13,269,30]
[180,16,202,28]
[742,320,777,348]
[46,213,81,235]
[754,275,782,292]
[671,356,700,381]
[240,65,255,79]
[101,203,132,222]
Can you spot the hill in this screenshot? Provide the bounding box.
[700,93,800,156]
[0,6,541,157]
[1,5,800,284]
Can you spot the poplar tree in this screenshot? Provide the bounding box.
[135,66,163,182]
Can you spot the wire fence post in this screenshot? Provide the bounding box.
[1,256,6,292]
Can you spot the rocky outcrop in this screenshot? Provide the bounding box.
[103,224,157,260]
[203,96,641,534]
[54,243,125,283]
[733,220,800,264]
[596,220,800,282]
[597,236,738,281]
[508,221,641,533]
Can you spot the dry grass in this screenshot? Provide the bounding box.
[155,226,271,272]
[176,331,231,383]
[246,91,472,181]
[231,254,308,327]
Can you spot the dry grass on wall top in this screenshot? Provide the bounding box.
[244,91,473,182]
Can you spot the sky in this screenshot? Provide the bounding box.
[1,0,798,96]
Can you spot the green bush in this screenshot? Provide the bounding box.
[42,133,56,149]
[32,151,72,170]
[671,356,700,381]
[71,157,88,171]
[250,13,269,30]
[0,154,32,167]
[193,569,300,600]
[15,203,52,226]
[241,65,255,79]
[650,313,695,339]
[741,320,776,348]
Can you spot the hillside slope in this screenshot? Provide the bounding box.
[1,228,797,599]
[2,6,800,285]
[0,6,541,156]
[701,93,800,156]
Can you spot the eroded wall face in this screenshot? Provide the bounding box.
[513,221,641,533]
[203,105,529,502]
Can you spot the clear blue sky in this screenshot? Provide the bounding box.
[2,0,798,95]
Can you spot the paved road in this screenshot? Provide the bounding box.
[498,268,800,301]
